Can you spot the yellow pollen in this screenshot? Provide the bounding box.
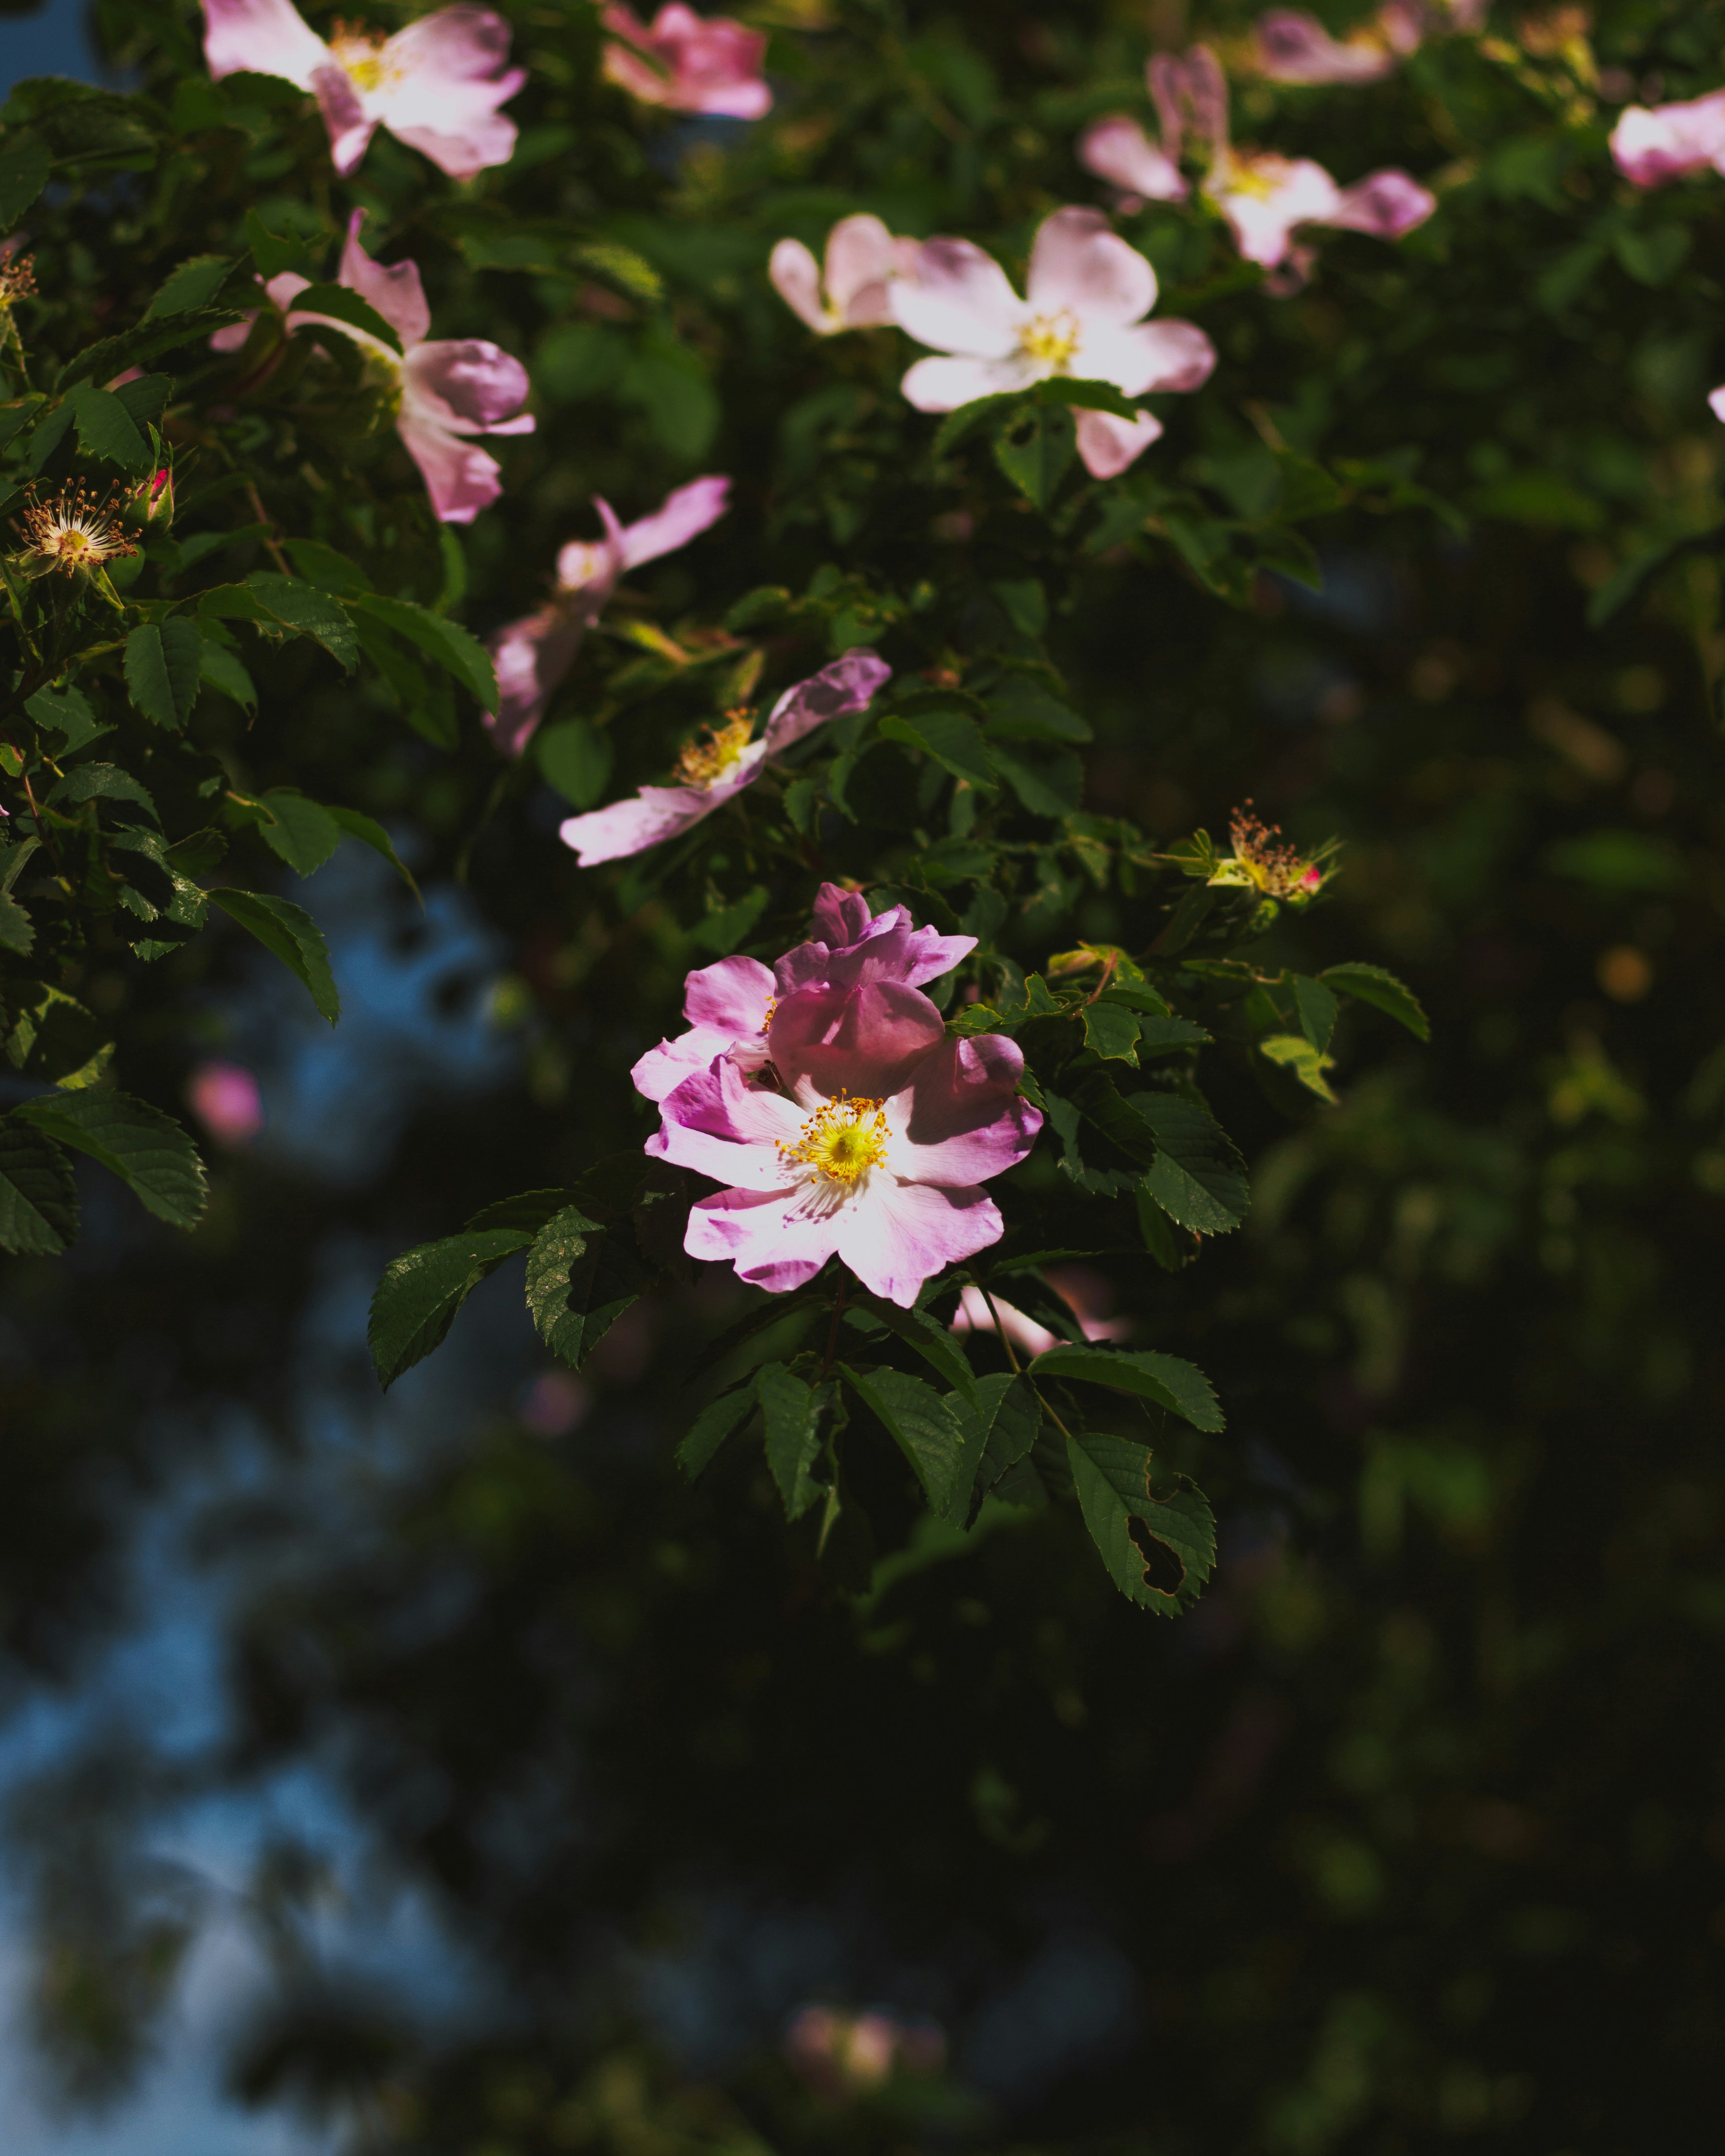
[759,996,776,1035]
[18,484,138,574]
[1018,309,1082,372]
[329,22,396,92]
[778,1093,889,1186]
[673,710,756,789]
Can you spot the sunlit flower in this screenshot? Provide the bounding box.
[200,0,524,177]
[1213,802,1332,902]
[559,651,889,866]
[889,206,1216,481]
[486,478,731,758]
[17,483,139,575]
[600,2,771,118]
[187,1061,265,1146]
[769,215,922,334]
[1611,89,1725,186]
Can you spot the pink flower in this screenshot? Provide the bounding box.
[1611,90,1725,186]
[601,2,771,119]
[559,650,890,866]
[1253,6,1404,83]
[222,216,534,522]
[486,477,731,757]
[631,882,975,1103]
[187,1060,264,1146]
[1075,115,1189,209]
[889,206,1216,481]
[1708,385,1725,424]
[650,1027,1041,1307]
[200,0,523,178]
[950,1265,1132,1356]
[769,215,922,334]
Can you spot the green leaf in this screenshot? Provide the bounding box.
[255,790,343,878]
[47,763,159,823]
[1320,963,1430,1041]
[1260,1032,1338,1104]
[676,1386,757,1482]
[878,709,995,788]
[66,381,150,473]
[288,281,404,355]
[142,253,235,320]
[14,1089,206,1229]
[326,807,421,902]
[466,1187,584,1235]
[283,537,372,595]
[1292,974,1339,1055]
[987,744,1082,817]
[524,1203,638,1370]
[198,577,359,672]
[244,207,311,279]
[841,1362,968,1514]
[1066,1432,1216,1616]
[689,886,769,956]
[123,617,203,730]
[0,889,32,956]
[537,720,614,809]
[1031,1343,1224,1432]
[756,1360,826,1521]
[208,888,340,1024]
[0,132,51,231]
[4,985,112,1088]
[369,1227,535,1388]
[196,635,258,712]
[55,307,246,392]
[1084,1084,1248,1234]
[25,684,107,754]
[1082,1002,1140,1063]
[346,592,499,712]
[962,1372,1041,1521]
[994,401,1076,511]
[1135,1014,1211,1055]
[868,1300,982,1412]
[985,676,1092,744]
[0,1121,78,1257]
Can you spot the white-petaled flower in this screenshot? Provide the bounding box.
[769,215,922,335]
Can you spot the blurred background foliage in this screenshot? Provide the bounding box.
[2,0,1725,2150]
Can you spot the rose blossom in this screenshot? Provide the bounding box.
[1611,90,1725,187]
[212,214,534,523]
[200,0,523,178]
[769,215,923,335]
[486,477,731,758]
[600,2,771,119]
[559,650,889,867]
[889,206,1216,481]
[1254,0,1482,82]
[631,882,975,1102]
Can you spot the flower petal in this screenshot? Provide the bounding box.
[619,475,731,568]
[951,1284,1060,1357]
[1611,92,1725,187]
[762,649,891,754]
[560,782,723,866]
[1709,385,1725,425]
[392,411,500,523]
[768,981,947,1103]
[1077,116,1189,204]
[310,64,376,175]
[836,1179,1004,1308]
[823,213,904,320]
[770,237,832,332]
[1087,317,1216,396]
[685,954,777,1035]
[201,0,331,87]
[1074,406,1162,479]
[899,354,1025,412]
[1328,168,1437,241]
[1254,8,1397,83]
[339,211,431,347]
[1214,155,1340,267]
[889,237,1025,358]
[888,1033,1042,1186]
[405,338,532,430]
[1026,205,1157,325]
[684,1187,838,1294]
[653,1057,805,1188]
[372,4,523,179]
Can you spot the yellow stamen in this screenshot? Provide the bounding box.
[673,710,756,789]
[1018,309,1082,372]
[18,484,138,574]
[329,21,397,92]
[778,1092,889,1186]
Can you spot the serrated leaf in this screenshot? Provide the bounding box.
[869,1300,982,1413]
[346,592,499,712]
[4,984,112,1087]
[0,132,51,231]
[283,536,372,594]
[47,763,159,823]
[841,1362,968,1514]
[254,790,343,878]
[756,1360,826,1521]
[676,1386,757,1482]
[1066,1432,1216,1616]
[994,401,1076,511]
[288,281,404,355]
[244,207,310,280]
[208,888,340,1024]
[987,744,1082,817]
[0,1121,78,1257]
[524,1203,638,1370]
[1291,974,1339,1055]
[1321,962,1430,1041]
[124,617,202,730]
[368,1227,534,1388]
[198,577,359,672]
[196,635,257,711]
[0,889,32,955]
[537,721,614,809]
[24,684,107,754]
[877,709,995,788]
[143,253,235,320]
[1076,1082,1249,1235]
[57,305,245,391]
[326,806,421,902]
[1030,1344,1225,1433]
[14,1089,206,1229]
[1082,1002,1140,1063]
[962,1371,1041,1521]
[1260,1032,1338,1104]
[466,1187,583,1235]
[64,381,150,472]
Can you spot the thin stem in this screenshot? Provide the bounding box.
[821,1276,847,1379]
[246,481,292,576]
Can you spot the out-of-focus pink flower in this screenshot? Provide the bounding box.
[1611,90,1725,186]
[770,215,922,334]
[601,2,771,118]
[559,650,889,866]
[1254,6,1401,83]
[951,1264,1132,1357]
[889,206,1215,481]
[520,1369,591,1436]
[200,0,523,177]
[784,2006,946,2101]
[1076,115,1188,208]
[631,881,974,1102]
[188,1061,264,1147]
[485,477,730,758]
[1707,384,1725,425]
[650,1020,1040,1306]
[218,216,533,522]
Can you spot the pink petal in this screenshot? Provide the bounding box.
[484,602,589,758]
[1253,8,1396,83]
[653,1057,805,1188]
[311,63,377,174]
[1215,155,1341,267]
[768,982,947,1103]
[1097,316,1216,395]
[373,5,524,178]
[776,912,974,999]
[1150,46,1230,168]
[889,238,1025,358]
[1329,168,1437,240]
[762,649,891,753]
[1611,92,1725,187]
[601,2,770,118]
[632,1024,769,1102]
[951,1284,1059,1358]
[888,1033,1042,1186]
[824,213,904,317]
[405,339,532,430]
[810,883,876,949]
[559,753,764,865]
[770,237,831,331]
[339,212,431,348]
[1709,385,1725,424]
[395,410,502,523]
[836,1179,1004,1308]
[620,475,731,567]
[684,1186,839,1295]
[201,0,329,87]
[685,953,776,1034]
[556,498,629,592]
[1026,206,1157,326]
[1074,406,1163,479]
[899,353,1024,411]
[1077,116,1189,204]
[210,311,260,354]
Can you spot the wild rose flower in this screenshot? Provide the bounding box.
[1611,91,1725,187]
[631,882,974,1103]
[17,483,138,577]
[650,1027,1041,1307]
[560,651,889,867]
[486,477,731,758]
[770,215,922,335]
[889,206,1216,481]
[1255,0,1480,81]
[1074,116,1189,209]
[200,0,523,178]
[215,215,534,523]
[1707,385,1725,426]
[1212,802,1332,902]
[188,1061,265,1147]
[601,2,771,118]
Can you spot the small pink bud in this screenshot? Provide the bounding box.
[145,466,175,525]
[187,1061,264,1147]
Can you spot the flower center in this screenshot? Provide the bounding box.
[779,1093,889,1186]
[1018,309,1082,373]
[1216,157,1280,202]
[329,23,396,93]
[20,485,137,574]
[673,711,756,790]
